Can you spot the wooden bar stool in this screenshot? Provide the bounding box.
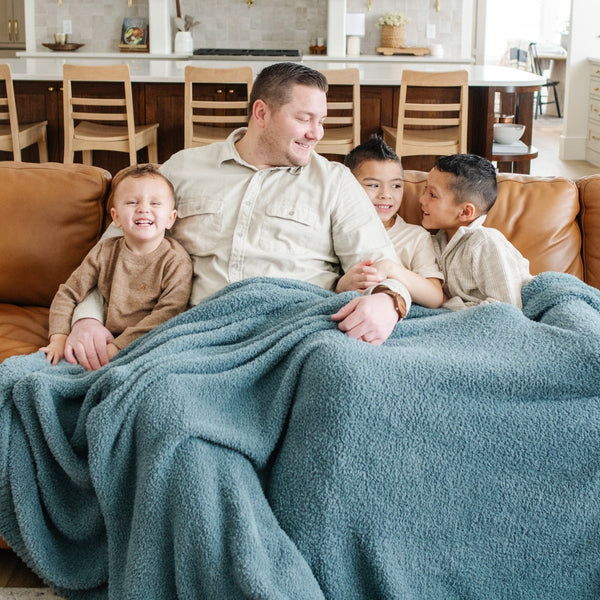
[63,63,158,165]
[382,69,468,159]
[0,63,48,162]
[315,68,361,158]
[184,65,253,148]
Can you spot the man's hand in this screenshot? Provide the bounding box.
[64,318,114,371]
[331,292,400,345]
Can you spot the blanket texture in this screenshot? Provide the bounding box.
[1,273,600,599]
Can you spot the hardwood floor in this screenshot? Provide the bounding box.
[530,114,599,179]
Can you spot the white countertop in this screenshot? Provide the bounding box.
[6,56,545,87]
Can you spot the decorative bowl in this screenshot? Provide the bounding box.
[493,123,525,145]
[42,43,85,52]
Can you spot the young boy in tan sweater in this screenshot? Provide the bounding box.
[40,163,193,365]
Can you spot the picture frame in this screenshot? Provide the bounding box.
[119,17,148,52]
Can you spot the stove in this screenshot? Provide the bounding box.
[193,48,301,58]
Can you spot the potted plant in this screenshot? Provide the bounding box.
[377,12,409,49]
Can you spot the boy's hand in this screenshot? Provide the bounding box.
[107,343,119,362]
[336,260,384,292]
[40,334,68,366]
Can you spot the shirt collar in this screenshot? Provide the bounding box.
[219,127,303,175]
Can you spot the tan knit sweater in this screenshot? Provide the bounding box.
[49,236,193,349]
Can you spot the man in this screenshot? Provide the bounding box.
[66,62,409,371]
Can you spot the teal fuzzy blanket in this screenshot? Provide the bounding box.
[1,273,600,599]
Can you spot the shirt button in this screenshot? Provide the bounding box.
[289,209,295,216]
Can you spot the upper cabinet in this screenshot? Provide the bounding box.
[0,0,25,49]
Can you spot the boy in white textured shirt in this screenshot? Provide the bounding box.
[420,153,532,310]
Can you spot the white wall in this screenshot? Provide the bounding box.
[560,0,600,160]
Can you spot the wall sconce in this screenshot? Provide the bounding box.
[436,0,440,11]
[246,0,254,6]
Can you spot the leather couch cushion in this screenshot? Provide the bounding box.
[400,170,583,279]
[0,305,49,363]
[0,162,111,307]
[577,175,600,290]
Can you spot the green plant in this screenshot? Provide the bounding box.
[377,12,410,27]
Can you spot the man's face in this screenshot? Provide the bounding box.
[259,84,327,167]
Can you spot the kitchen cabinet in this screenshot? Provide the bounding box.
[586,63,600,168]
[2,75,541,175]
[0,0,25,49]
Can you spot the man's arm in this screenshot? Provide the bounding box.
[64,223,123,370]
[329,169,410,343]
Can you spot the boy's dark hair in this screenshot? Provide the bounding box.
[249,62,328,116]
[344,135,402,173]
[108,163,175,211]
[434,153,497,214]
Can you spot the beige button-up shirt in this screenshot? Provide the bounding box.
[74,129,407,322]
[162,128,404,306]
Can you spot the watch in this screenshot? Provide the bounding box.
[373,285,407,320]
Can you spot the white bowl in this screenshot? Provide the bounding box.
[493,123,525,145]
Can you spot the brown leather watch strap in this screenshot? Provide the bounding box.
[372,285,407,320]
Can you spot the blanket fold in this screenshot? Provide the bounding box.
[1,273,600,600]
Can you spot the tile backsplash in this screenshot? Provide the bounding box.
[35,0,465,57]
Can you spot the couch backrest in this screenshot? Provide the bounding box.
[0,162,112,306]
[577,175,600,290]
[400,170,584,279]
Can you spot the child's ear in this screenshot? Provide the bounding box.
[110,207,122,228]
[458,202,477,223]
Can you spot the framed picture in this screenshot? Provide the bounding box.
[120,17,148,50]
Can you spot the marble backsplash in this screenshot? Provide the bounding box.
[34,0,466,56]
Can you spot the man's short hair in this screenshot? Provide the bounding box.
[249,62,328,115]
[434,153,498,214]
[344,135,402,173]
[108,163,175,210]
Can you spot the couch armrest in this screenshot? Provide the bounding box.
[577,175,600,290]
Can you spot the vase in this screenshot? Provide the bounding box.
[381,24,405,49]
[174,31,193,54]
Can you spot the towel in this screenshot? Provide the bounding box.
[1,273,599,599]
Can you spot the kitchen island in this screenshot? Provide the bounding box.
[3,56,543,173]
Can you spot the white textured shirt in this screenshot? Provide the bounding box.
[432,215,533,310]
[387,216,443,281]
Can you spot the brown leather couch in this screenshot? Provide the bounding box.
[0,161,599,550]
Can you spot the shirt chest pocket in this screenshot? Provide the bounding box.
[259,200,325,256]
[172,196,224,256]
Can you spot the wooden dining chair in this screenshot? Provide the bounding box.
[63,63,158,165]
[0,63,47,162]
[315,68,361,157]
[382,69,468,158]
[528,42,562,119]
[184,65,253,148]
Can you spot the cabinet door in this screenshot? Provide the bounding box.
[12,0,25,46]
[0,0,25,48]
[0,1,12,45]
